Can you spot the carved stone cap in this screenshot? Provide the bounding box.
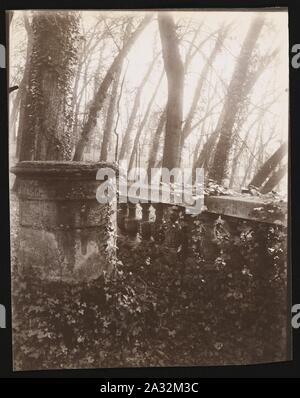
[11,160,118,179]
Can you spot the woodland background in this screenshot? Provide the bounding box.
[9,10,288,192]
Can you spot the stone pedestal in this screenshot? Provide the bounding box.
[11,161,117,283]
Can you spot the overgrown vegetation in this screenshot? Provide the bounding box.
[18,12,80,161]
[12,205,288,370]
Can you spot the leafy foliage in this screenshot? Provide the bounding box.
[23,12,80,160]
[13,204,288,370]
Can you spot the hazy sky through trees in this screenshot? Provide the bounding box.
[9,10,288,191]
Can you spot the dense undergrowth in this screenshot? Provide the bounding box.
[12,205,288,370]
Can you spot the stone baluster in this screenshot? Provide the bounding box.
[140,202,152,239]
[154,203,164,224]
[117,203,128,232]
[153,203,164,242]
[124,202,138,236]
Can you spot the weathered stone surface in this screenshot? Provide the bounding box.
[205,195,287,225]
[12,161,117,283]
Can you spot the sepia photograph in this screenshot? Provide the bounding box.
[8,9,289,371]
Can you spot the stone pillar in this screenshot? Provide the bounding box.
[11,161,117,284]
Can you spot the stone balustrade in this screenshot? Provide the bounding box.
[11,160,287,282]
[117,194,287,241]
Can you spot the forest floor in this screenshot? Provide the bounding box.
[10,193,288,370]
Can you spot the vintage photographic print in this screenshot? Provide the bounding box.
[9,9,289,370]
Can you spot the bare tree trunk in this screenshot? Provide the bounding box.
[100,64,122,161]
[229,95,280,188]
[158,14,184,170]
[208,17,265,183]
[229,119,260,188]
[182,27,228,143]
[191,97,222,172]
[119,54,158,160]
[71,72,98,142]
[100,21,133,161]
[249,142,287,188]
[147,110,166,175]
[128,70,164,171]
[113,66,127,161]
[145,26,207,172]
[240,129,261,187]
[260,165,287,194]
[71,19,107,139]
[195,129,219,171]
[73,16,151,161]
[192,119,211,181]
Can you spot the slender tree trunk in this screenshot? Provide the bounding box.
[249,142,287,188]
[73,16,151,161]
[100,64,123,161]
[208,17,265,183]
[147,110,166,175]
[113,64,127,161]
[145,25,208,172]
[192,119,210,181]
[158,14,184,170]
[183,22,203,72]
[192,101,223,172]
[229,96,279,188]
[195,129,218,171]
[100,21,133,161]
[260,165,287,194]
[128,70,164,171]
[71,18,106,138]
[72,72,97,142]
[182,27,227,143]
[119,54,158,160]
